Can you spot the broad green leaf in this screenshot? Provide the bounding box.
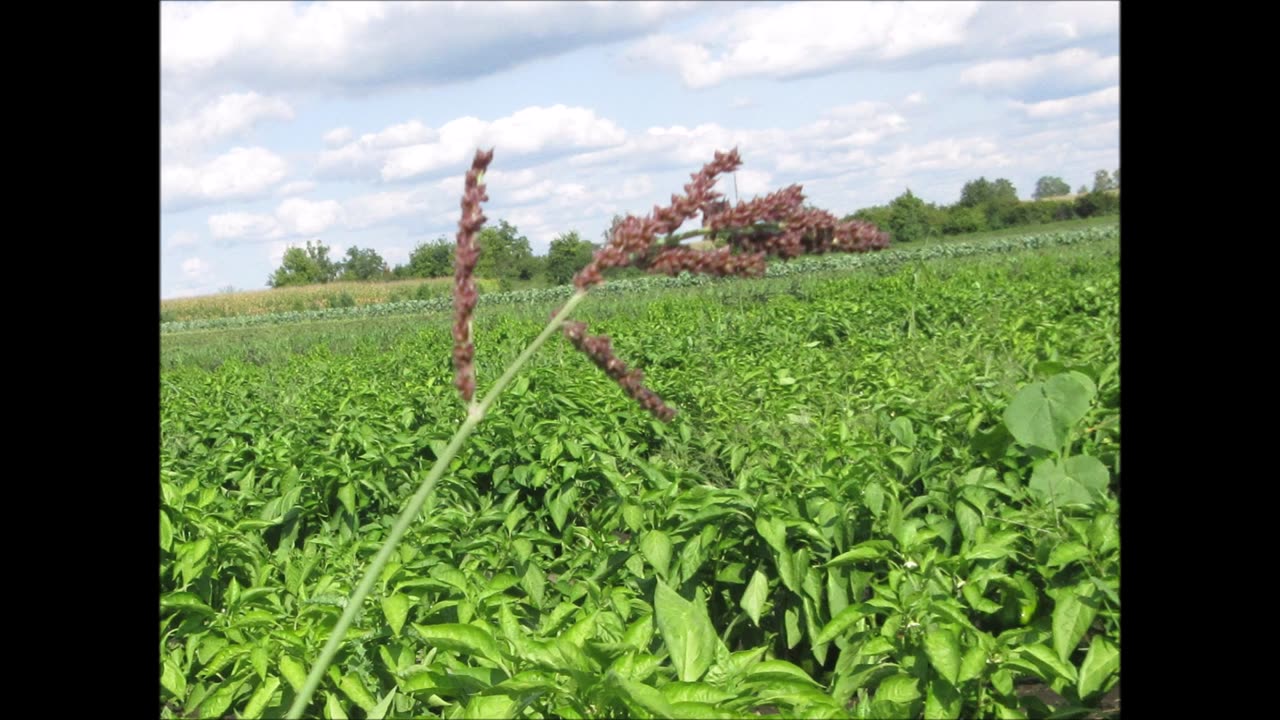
[522,562,545,607]
[784,605,803,649]
[924,675,962,720]
[1003,372,1095,451]
[462,693,518,719]
[161,592,215,617]
[1047,542,1091,569]
[816,603,868,644]
[412,623,503,664]
[924,628,961,684]
[367,689,397,720]
[740,569,770,627]
[660,682,736,704]
[243,677,280,718]
[889,416,917,448]
[653,580,718,682]
[876,673,922,704]
[1018,643,1077,683]
[1051,585,1098,663]
[280,655,308,692]
[339,673,378,712]
[745,660,822,686]
[251,645,270,681]
[827,540,893,567]
[1029,457,1107,508]
[755,516,787,554]
[622,503,645,533]
[864,481,885,517]
[382,593,411,637]
[958,644,987,683]
[337,482,356,517]
[160,510,173,552]
[670,701,734,719]
[1077,635,1120,699]
[548,486,577,533]
[640,530,672,579]
[161,659,186,698]
[325,691,348,719]
[607,671,675,718]
[197,679,243,719]
[954,499,981,543]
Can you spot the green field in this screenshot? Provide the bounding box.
[161,229,1119,718]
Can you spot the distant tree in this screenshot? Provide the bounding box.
[268,240,338,288]
[339,246,386,281]
[601,214,627,244]
[942,205,987,235]
[1033,176,1072,200]
[545,231,597,285]
[958,177,994,208]
[405,236,454,278]
[1112,167,1120,188]
[218,285,238,294]
[477,219,535,280]
[990,179,1019,204]
[887,189,932,243]
[1093,169,1116,193]
[1077,185,1088,195]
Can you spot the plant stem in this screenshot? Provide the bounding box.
[286,290,588,719]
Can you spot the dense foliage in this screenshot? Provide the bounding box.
[162,237,1119,718]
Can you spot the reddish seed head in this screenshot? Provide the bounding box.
[453,148,494,403]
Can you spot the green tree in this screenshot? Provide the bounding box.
[1033,176,1071,200]
[1093,169,1116,193]
[1112,167,1120,188]
[958,177,993,208]
[1077,185,1088,195]
[477,219,535,281]
[545,230,597,285]
[405,236,454,278]
[942,205,987,234]
[339,246,386,281]
[887,189,932,243]
[268,240,338,288]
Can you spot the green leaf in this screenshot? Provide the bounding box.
[622,503,645,533]
[1017,643,1078,683]
[827,540,893,567]
[1077,635,1120,699]
[745,660,822,686]
[339,672,378,712]
[1047,542,1090,569]
[955,499,981,543]
[462,693,519,719]
[958,644,987,683]
[548,486,577,533]
[412,623,503,664]
[1003,372,1095,451]
[653,580,718,682]
[755,516,787,554]
[325,691,348,719]
[640,530,672,579]
[864,482,885,517]
[740,569,770,627]
[924,628,961,684]
[1051,585,1098,663]
[198,679,243,719]
[607,671,675,718]
[161,658,186,699]
[160,510,173,552]
[661,682,736,704]
[889,417,917,448]
[924,675,962,720]
[1029,456,1108,508]
[243,677,280,719]
[816,603,868,644]
[382,593,411,637]
[367,689,397,720]
[337,482,356,517]
[161,592,215,617]
[876,673,922,704]
[522,562,545,607]
[280,655,308,692]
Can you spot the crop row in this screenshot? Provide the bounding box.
[161,225,1117,334]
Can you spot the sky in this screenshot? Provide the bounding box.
[160,1,1120,299]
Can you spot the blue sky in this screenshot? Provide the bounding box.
[160,1,1119,299]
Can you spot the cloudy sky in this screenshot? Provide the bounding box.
[160,1,1119,299]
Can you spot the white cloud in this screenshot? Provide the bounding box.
[277,180,318,197]
[161,1,692,97]
[181,257,213,282]
[163,147,289,211]
[167,230,200,250]
[276,197,345,236]
[380,105,627,181]
[627,2,982,88]
[905,92,926,105]
[1011,85,1118,118]
[878,136,1014,178]
[323,127,354,146]
[162,92,294,155]
[960,47,1118,98]
[209,211,281,240]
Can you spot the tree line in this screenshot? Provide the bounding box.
[268,168,1119,288]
